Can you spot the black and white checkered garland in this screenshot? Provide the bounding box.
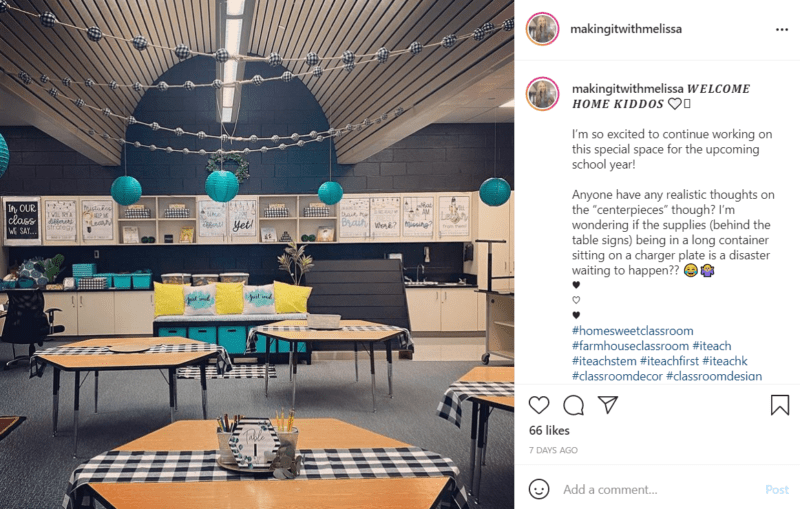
[124,208,151,218]
[87,26,102,42]
[436,381,515,427]
[164,208,190,218]
[175,44,191,59]
[30,343,233,378]
[132,35,148,51]
[177,364,276,380]
[305,51,319,66]
[246,325,414,353]
[376,47,390,63]
[63,447,468,509]
[40,11,57,28]
[215,48,230,62]
[268,52,282,66]
[281,71,293,82]
[409,41,423,54]
[263,208,289,218]
[0,1,8,14]
[17,71,31,84]
[342,50,355,64]
[442,34,457,48]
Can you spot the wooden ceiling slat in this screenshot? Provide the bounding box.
[132,1,170,75]
[1,2,122,138]
[277,0,314,61]
[111,1,164,87]
[250,0,268,55]
[333,2,513,154]
[53,1,139,114]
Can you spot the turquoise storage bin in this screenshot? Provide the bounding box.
[188,326,216,345]
[158,327,187,337]
[131,274,152,289]
[277,339,306,353]
[113,274,132,289]
[217,326,246,354]
[94,273,114,287]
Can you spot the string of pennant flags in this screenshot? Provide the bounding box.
[0,1,513,91]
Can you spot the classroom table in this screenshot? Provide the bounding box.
[250,320,409,412]
[64,418,468,509]
[31,336,231,458]
[436,366,514,503]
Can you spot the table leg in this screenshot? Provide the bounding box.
[52,368,60,437]
[472,403,489,503]
[199,363,208,420]
[369,342,376,413]
[73,371,80,458]
[482,413,489,466]
[354,342,358,382]
[385,341,393,398]
[291,341,297,411]
[265,337,271,398]
[94,371,99,413]
[288,341,293,382]
[468,401,478,494]
[168,367,176,423]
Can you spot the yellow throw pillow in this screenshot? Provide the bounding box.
[273,281,312,313]
[215,282,244,314]
[154,282,185,317]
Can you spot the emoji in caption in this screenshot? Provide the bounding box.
[701,264,714,277]
[684,263,698,277]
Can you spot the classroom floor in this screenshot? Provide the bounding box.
[0,343,513,509]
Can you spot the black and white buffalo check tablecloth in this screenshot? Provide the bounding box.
[64,447,469,509]
[436,381,515,427]
[30,343,233,378]
[177,364,276,379]
[245,324,414,354]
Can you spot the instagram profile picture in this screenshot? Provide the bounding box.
[527,77,559,111]
[527,12,559,45]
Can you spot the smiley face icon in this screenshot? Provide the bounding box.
[529,479,550,500]
[684,263,698,277]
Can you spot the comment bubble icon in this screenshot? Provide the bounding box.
[563,395,585,416]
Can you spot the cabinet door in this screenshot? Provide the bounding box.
[406,289,442,332]
[114,291,155,335]
[441,289,478,332]
[477,293,487,331]
[77,292,115,336]
[44,293,79,336]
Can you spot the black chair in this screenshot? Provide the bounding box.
[1,288,65,370]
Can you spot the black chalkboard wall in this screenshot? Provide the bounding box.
[4,198,41,244]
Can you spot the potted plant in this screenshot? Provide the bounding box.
[277,241,314,285]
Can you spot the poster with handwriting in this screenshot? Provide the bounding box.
[3,197,41,246]
[370,197,400,237]
[45,199,77,242]
[228,199,257,237]
[402,196,435,237]
[198,200,227,237]
[81,200,114,241]
[339,198,370,238]
[438,195,470,237]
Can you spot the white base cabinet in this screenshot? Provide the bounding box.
[77,293,116,336]
[407,288,479,332]
[44,293,79,336]
[114,292,155,335]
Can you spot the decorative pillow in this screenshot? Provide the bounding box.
[183,284,217,315]
[242,284,276,314]
[274,281,312,313]
[153,282,185,317]
[216,282,244,314]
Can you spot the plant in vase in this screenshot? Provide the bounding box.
[277,241,314,285]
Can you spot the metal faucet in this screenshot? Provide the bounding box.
[416,264,425,282]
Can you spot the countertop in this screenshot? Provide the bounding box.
[0,287,153,293]
[405,283,478,289]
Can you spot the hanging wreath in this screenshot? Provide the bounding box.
[206,153,250,183]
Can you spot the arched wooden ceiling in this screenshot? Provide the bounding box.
[0,0,513,166]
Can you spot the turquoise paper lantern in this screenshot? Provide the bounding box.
[0,133,9,178]
[318,181,343,205]
[206,170,239,202]
[479,177,511,206]
[110,176,142,206]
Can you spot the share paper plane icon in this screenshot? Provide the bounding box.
[598,396,618,414]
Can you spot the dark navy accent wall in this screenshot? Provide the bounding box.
[0,57,512,281]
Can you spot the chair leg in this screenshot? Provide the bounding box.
[5,344,33,370]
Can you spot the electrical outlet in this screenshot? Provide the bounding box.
[94,250,100,259]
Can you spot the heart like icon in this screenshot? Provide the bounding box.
[572,296,580,304]
[573,311,580,319]
[572,281,580,289]
[529,396,550,414]
[668,97,682,110]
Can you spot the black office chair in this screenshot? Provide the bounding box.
[1,288,65,370]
